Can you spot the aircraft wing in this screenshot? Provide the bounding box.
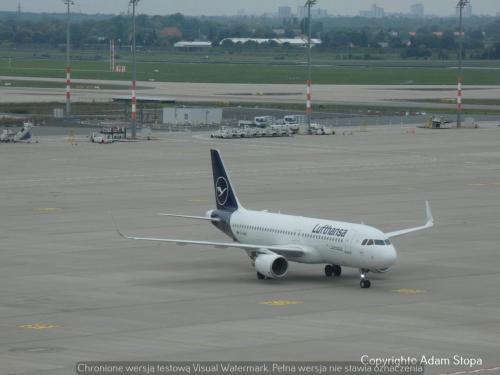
[114,225,305,257]
[385,201,434,238]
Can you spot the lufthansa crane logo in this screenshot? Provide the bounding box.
[215,176,229,206]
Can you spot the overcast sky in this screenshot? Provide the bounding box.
[1,0,498,17]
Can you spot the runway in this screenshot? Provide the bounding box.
[2,76,500,110]
[0,125,499,374]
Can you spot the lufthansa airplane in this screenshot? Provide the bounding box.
[117,149,434,288]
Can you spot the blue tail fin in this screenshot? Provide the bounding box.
[211,149,241,211]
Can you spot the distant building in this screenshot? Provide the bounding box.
[173,41,212,50]
[359,4,385,18]
[220,37,322,48]
[297,6,307,19]
[278,6,292,19]
[161,27,182,38]
[162,108,222,126]
[312,8,328,18]
[294,6,327,18]
[411,3,424,18]
[465,3,472,17]
[457,3,472,18]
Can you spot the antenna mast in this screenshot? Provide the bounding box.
[456,0,470,128]
[304,0,317,131]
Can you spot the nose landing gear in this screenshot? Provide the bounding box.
[360,269,371,288]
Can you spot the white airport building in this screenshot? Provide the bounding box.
[220,37,322,47]
[162,107,222,126]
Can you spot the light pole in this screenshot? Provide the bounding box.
[130,0,140,139]
[64,0,74,117]
[456,0,470,128]
[304,0,317,131]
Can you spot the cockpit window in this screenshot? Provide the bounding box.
[361,239,367,245]
[385,239,391,245]
[366,239,374,246]
[375,240,385,246]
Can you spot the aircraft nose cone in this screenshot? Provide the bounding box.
[385,245,397,266]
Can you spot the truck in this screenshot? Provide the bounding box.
[283,115,304,133]
[254,116,276,128]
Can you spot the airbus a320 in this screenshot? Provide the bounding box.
[116,149,434,288]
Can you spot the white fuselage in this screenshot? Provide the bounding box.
[229,208,397,270]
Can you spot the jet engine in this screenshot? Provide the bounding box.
[254,253,288,279]
[372,267,391,273]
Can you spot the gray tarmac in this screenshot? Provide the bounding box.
[0,124,499,375]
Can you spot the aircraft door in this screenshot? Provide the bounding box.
[346,229,357,257]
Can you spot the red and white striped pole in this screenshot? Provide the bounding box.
[131,80,137,124]
[456,0,468,128]
[64,0,73,117]
[306,79,312,117]
[65,67,71,111]
[130,0,139,139]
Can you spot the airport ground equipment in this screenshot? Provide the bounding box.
[0,122,35,143]
[90,126,128,143]
[211,125,292,139]
[309,123,334,135]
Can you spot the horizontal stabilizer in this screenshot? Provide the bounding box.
[158,213,221,222]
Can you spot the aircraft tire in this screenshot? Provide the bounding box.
[333,265,342,277]
[360,279,371,289]
[324,265,333,277]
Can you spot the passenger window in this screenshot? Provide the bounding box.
[366,239,374,245]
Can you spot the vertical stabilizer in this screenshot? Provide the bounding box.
[210,149,242,211]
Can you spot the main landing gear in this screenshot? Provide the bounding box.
[359,269,371,289]
[324,264,342,277]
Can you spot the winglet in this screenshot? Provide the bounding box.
[426,200,434,226]
[385,201,435,238]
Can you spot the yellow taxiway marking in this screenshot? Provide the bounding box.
[17,323,60,330]
[34,208,62,213]
[469,182,500,187]
[393,288,425,294]
[259,300,304,306]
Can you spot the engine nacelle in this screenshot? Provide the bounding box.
[205,209,215,219]
[254,253,288,279]
[372,267,391,273]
